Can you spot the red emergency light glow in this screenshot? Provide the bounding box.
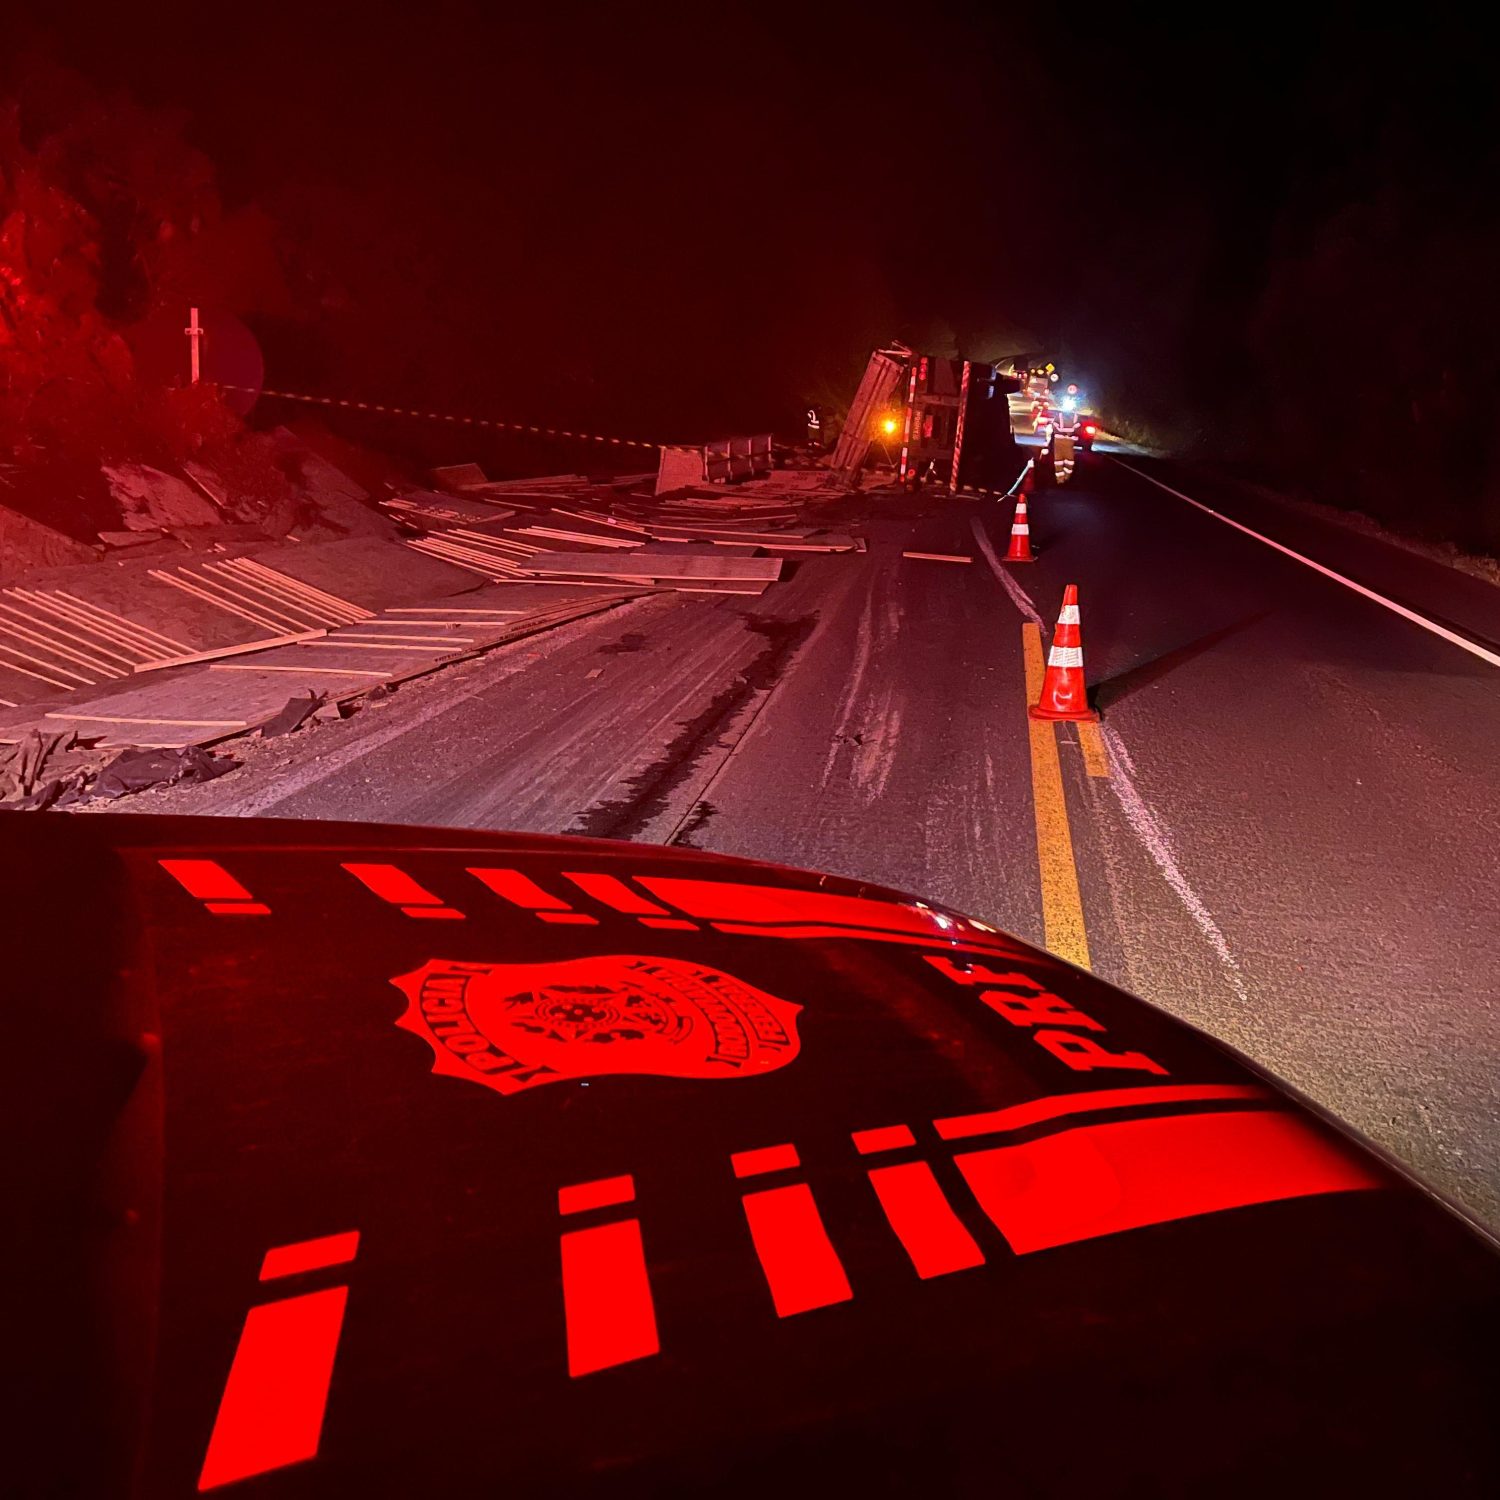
[158,858,270,916]
[341,862,464,919]
[740,1183,853,1318]
[953,1109,1382,1255]
[197,1288,349,1491]
[560,1218,660,1376]
[468,866,600,925]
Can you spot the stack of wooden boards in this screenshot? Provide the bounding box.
[391,475,861,600]
[0,584,642,750]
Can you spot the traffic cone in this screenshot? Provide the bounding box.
[1003,494,1036,563]
[1029,584,1098,722]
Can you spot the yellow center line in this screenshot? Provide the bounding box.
[1021,622,1092,970]
[1077,720,1111,778]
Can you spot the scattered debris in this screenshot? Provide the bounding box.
[0,728,79,804]
[259,691,327,737]
[103,463,223,531]
[431,463,490,489]
[902,551,973,563]
[93,744,236,799]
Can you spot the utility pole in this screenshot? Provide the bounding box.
[185,306,204,384]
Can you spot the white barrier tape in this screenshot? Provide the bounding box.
[218,384,664,452]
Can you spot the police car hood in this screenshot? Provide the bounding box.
[10,811,1499,1497]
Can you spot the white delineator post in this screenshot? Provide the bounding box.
[185,306,204,384]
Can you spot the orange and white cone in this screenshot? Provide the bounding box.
[1003,494,1036,563]
[1029,584,1098,722]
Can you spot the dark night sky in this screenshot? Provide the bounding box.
[9,5,1497,468]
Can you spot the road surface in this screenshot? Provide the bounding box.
[107,457,1500,1228]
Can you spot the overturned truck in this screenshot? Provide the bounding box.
[829,345,1022,492]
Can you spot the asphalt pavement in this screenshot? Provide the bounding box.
[106,456,1500,1228]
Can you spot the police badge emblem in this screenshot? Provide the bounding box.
[391,954,802,1097]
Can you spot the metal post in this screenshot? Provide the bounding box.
[185,306,204,385]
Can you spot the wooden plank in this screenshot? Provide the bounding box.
[149,569,288,632]
[211,664,388,676]
[902,552,972,563]
[646,524,810,543]
[45,711,249,727]
[552,508,651,536]
[513,526,643,550]
[432,462,488,486]
[335,632,477,644]
[201,562,341,627]
[49,590,191,652]
[354,618,491,628]
[134,629,327,672]
[672,581,771,596]
[516,551,782,583]
[232,559,373,620]
[296,640,457,654]
[502,576,661,590]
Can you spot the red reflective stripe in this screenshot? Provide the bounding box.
[467,866,572,910]
[203,900,272,916]
[710,921,1014,957]
[562,872,670,915]
[851,1124,916,1155]
[561,1219,659,1376]
[341,862,461,918]
[867,1161,985,1279]
[559,1174,636,1215]
[731,1143,800,1178]
[933,1083,1271,1141]
[636,876,1021,955]
[954,1110,1383,1255]
[259,1231,360,1281]
[160,858,254,902]
[197,1288,348,1491]
[741,1184,852,1317]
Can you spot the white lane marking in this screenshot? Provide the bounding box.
[1099,726,1249,1003]
[1114,459,1500,670]
[970,514,1044,626]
